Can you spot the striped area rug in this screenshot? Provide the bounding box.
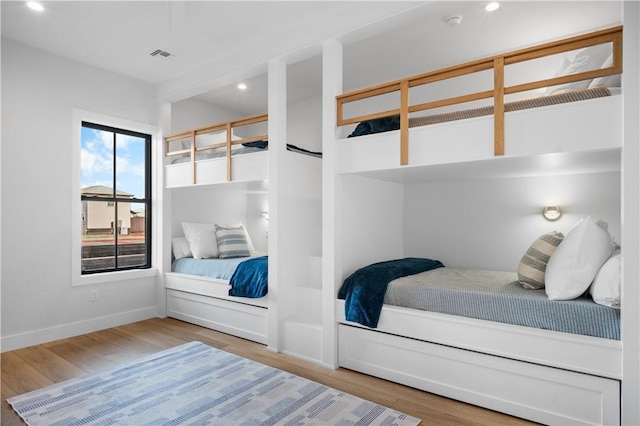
[7,341,421,425]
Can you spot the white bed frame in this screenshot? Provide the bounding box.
[336,300,621,425]
[332,66,624,426]
[165,272,268,344]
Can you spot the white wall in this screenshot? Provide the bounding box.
[1,39,159,351]
[288,96,322,153]
[404,171,621,271]
[171,97,241,134]
[340,174,405,281]
[169,183,269,253]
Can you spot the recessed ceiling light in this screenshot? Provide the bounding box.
[27,2,44,12]
[485,2,500,12]
[237,83,247,90]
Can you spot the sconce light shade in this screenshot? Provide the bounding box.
[262,211,269,221]
[543,206,562,221]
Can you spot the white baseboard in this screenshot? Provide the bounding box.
[1,306,158,352]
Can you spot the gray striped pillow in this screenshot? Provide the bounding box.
[518,231,565,289]
[215,224,251,259]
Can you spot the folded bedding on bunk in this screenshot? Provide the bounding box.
[169,141,322,164]
[338,257,444,328]
[229,255,268,298]
[382,267,620,340]
[348,86,616,137]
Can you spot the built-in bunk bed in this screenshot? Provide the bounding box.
[164,111,323,346]
[333,26,623,425]
[164,115,271,343]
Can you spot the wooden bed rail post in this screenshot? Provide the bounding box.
[493,57,505,156]
[226,123,233,181]
[400,80,409,165]
[190,130,196,185]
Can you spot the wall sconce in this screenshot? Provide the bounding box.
[543,205,562,221]
[261,211,269,221]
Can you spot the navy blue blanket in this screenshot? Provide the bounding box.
[229,256,268,298]
[338,257,444,328]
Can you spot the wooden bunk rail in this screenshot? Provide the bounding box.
[410,90,494,114]
[503,26,622,66]
[195,142,228,152]
[338,109,401,127]
[336,25,622,166]
[166,148,191,157]
[230,113,268,127]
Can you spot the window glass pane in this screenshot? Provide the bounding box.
[118,202,148,268]
[116,133,146,200]
[80,122,151,274]
[81,200,116,272]
[80,127,114,195]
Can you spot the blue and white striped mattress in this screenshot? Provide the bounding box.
[383,267,620,340]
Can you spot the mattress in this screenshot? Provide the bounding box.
[408,86,616,127]
[384,267,620,340]
[172,252,266,281]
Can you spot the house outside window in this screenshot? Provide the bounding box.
[80,121,152,274]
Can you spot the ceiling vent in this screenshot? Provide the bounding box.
[150,49,174,58]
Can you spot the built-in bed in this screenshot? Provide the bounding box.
[334,26,623,425]
[163,115,272,342]
[164,113,322,345]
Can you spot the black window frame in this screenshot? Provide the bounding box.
[80,121,152,274]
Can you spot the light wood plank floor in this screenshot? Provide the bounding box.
[1,318,538,426]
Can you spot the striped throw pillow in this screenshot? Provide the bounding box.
[517,231,564,289]
[215,224,251,259]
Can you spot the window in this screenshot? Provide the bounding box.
[80,121,152,274]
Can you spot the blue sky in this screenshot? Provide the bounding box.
[80,126,146,199]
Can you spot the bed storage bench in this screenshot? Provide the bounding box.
[338,323,620,425]
[165,272,268,344]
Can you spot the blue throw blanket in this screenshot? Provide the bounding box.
[338,257,444,328]
[229,256,268,298]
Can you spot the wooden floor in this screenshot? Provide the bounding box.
[1,318,538,426]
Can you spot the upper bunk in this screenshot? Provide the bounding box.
[164,114,269,188]
[164,115,323,189]
[335,25,623,175]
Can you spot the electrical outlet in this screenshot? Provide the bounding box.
[90,289,99,302]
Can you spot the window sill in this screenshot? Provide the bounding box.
[74,268,158,286]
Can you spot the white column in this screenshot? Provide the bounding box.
[622,1,640,424]
[267,59,287,351]
[322,39,343,368]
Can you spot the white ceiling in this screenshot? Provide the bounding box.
[1,1,622,116]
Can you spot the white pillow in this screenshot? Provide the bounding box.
[171,237,192,260]
[545,217,615,300]
[588,54,622,88]
[590,251,621,308]
[546,44,611,94]
[544,56,571,94]
[181,222,218,259]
